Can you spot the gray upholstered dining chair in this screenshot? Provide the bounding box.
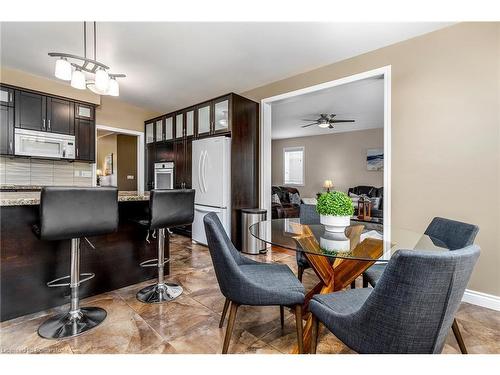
[309,245,480,354]
[363,216,479,353]
[203,212,306,354]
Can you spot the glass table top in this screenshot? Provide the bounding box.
[249,218,450,262]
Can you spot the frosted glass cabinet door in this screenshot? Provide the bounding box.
[197,104,211,135]
[214,99,229,132]
[165,116,173,141]
[175,113,184,139]
[155,119,163,141]
[186,110,194,137]
[146,122,154,143]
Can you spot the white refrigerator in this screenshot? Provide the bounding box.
[191,136,231,245]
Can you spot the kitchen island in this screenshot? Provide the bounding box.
[0,191,161,322]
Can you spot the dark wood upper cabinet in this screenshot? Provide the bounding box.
[75,103,95,120]
[75,118,95,162]
[145,121,154,144]
[46,97,74,134]
[155,117,164,142]
[15,90,46,131]
[174,112,184,140]
[213,95,231,134]
[196,101,211,136]
[0,105,14,155]
[185,108,195,139]
[164,115,174,142]
[0,86,14,107]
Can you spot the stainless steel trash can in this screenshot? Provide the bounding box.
[241,208,267,254]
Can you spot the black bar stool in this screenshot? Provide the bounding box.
[34,187,118,339]
[136,189,195,303]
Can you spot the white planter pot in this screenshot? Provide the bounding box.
[320,215,350,233]
[320,232,351,251]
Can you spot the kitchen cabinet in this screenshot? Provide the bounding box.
[185,109,195,138]
[155,118,164,142]
[46,97,74,134]
[174,112,184,139]
[75,119,95,162]
[146,144,156,190]
[145,121,154,144]
[173,139,192,189]
[196,102,211,136]
[165,115,174,141]
[213,96,230,134]
[0,105,14,155]
[15,90,46,131]
[75,103,95,121]
[0,86,14,107]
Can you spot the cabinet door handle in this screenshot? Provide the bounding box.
[48,119,51,131]
[9,92,12,103]
[42,119,46,130]
[9,141,13,153]
[76,148,79,157]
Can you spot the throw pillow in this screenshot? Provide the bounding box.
[349,192,360,208]
[271,193,281,205]
[369,197,381,210]
[289,192,301,205]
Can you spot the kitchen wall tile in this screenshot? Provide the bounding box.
[53,161,74,186]
[0,157,6,185]
[5,158,30,185]
[30,159,54,186]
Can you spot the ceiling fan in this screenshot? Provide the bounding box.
[301,113,355,129]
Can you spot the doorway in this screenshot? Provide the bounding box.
[259,66,391,252]
[94,125,145,193]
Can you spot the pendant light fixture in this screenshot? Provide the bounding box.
[49,22,125,96]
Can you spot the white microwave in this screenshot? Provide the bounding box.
[15,129,76,159]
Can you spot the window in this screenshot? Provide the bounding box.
[283,146,304,185]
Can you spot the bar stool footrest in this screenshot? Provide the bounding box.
[139,258,170,268]
[46,273,95,288]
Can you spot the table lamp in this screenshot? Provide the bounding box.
[96,169,102,186]
[323,180,333,193]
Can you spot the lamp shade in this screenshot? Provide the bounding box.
[95,68,109,92]
[107,78,119,96]
[323,180,333,189]
[70,69,86,90]
[54,58,72,81]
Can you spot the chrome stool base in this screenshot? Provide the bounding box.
[38,307,107,339]
[136,283,183,303]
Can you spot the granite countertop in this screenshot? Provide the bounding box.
[0,190,150,206]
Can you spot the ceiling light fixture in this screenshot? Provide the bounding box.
[49,21,125,96]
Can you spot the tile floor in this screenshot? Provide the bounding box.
[1,235,499,354]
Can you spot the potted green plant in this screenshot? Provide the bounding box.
[316,191,354,233]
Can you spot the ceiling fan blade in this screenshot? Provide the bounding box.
[301,119,319,122]
[331,120,355,123]
[301,123,318,128]
[328,124,334,129]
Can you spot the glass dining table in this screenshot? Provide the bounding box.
[249,218,450,353]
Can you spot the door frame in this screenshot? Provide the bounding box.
[259,66,392,253]
[94,124,145,194]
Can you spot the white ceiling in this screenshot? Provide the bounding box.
[0,22,451,113]
[271,76,384,139]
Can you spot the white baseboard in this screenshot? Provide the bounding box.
[462,289,500,311]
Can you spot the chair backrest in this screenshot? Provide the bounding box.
[351,245,480,353]
[299,204,320,225]
[203,212,249,299]
[40,187,118,241]
[424,217,479,250]
[149,189,195,230]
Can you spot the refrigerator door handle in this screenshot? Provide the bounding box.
[202,150,208,193]
[198,151,204,193]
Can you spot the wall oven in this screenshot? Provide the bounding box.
[15,129,76,159]
[154,162,174,189]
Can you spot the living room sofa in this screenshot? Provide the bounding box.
[348,185,384,219]
[271,186,302,219]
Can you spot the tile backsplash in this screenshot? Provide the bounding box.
[0,157,93,187]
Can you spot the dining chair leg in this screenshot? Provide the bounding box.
[452,318,468,354]
[280,306,285,329]
[297,266,304,282]
[362,274,368,288]
[222,302,239,354]
[294,304,304,354]
[219,298,230,328]
[351,280,356,289]
[310,314,319,354]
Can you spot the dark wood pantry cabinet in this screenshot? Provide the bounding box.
[144,92,259,248]
[0,85,15,155]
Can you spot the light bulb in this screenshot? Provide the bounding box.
[70,69,86,90]
[54,58,72,81]
[318,122,330,128]
[107,78,119,96]
[95,68,109,92]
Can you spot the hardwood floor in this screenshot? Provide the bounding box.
[0,235,499,354]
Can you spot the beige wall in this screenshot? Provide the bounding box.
[0,67,160,132]
[116,134,137,191]
[272,129,384,197]
[243,23,500,296]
